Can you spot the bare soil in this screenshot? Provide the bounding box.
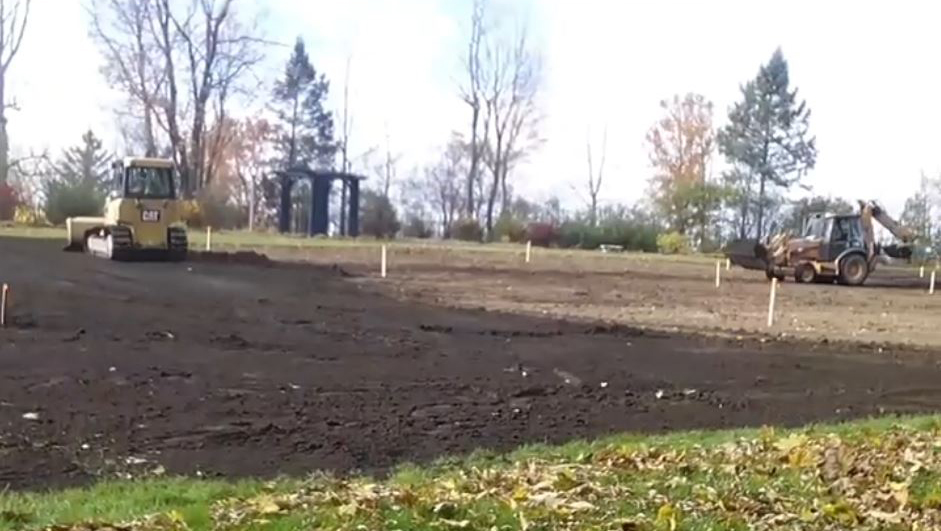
[2,237,941,491]
[268,244,941,347]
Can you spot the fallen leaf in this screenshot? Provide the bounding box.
[439,519,470,528]
[774,433,807,452]
[567,500,595,511]
[656,503,678,531]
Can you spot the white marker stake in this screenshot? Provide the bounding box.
[381,245,387,278]
[726,258,731,271]
[205,226,212,251]
[0,283,7,327]
[525,241,532,264]
[920,265,925,278]
[930,270,936,295]
[715,260,721,288]
[767,277,778,328]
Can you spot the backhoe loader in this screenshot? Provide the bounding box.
[724,200,915,286]
[64,157,188,261]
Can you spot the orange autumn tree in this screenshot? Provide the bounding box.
[205,117,274,229]
[646,93,725,250]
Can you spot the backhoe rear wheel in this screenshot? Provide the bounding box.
[839,254,869,286]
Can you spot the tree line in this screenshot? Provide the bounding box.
[0,0,937,256]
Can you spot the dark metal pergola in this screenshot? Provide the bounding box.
[275,168,365,237]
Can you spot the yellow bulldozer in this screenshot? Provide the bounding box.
[64,157,188,261]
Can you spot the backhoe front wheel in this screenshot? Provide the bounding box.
[795,263,816,284]
[839,254,869,286]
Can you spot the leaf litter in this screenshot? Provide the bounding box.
[30,421,941,530]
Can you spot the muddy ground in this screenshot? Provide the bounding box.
[2,237,941,490]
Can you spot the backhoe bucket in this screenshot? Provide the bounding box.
[882,243,913,260]
[723,238,771,271]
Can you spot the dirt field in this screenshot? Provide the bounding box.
[261,243,941,347]
[2,236,941,491]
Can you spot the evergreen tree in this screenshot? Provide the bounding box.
[718,48,817,240]
[54,130,113,191]
[783,195,854,233]
[900,174,937,256]
[360,188,400,238]
[44,130,112,225]
[271,37,336,169]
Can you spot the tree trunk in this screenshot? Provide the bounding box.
[590,193,597,228]
[738,172,752,240]
[467,106,479,218]
[500,169,509,216]
[190,107,205,192]
[485,167,499,239]
[756,174,766,240]
[142,105,157,157]
[0,76,7,184]
[440,196,449,238]
[339,119,348,235]
[156,1,188,197]
[134,14,156,157]
[288,94,299,167]
[248,171,255,231]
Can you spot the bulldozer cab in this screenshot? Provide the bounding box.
[110,159,177,201]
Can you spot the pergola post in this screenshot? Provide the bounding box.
[310,174,332,235]
[278,174,294,234]
[340,180,348,236]
[348,178,360,237]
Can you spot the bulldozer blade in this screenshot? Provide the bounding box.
[723,238,771,271]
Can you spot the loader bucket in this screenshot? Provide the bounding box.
[723,238,771,271]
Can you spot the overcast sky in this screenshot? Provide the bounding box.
[10,0,941,215]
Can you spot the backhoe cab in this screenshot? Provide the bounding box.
[725,200,915,286]
[64,157,188,261]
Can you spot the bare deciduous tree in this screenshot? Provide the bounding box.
[480,23,541,237]
[403,134,466,237]
[231,118,272,229]
[459,0,486,219]
[90,0,161,156]
[585,126,607,227]
[90,0,265,197]
[432,149,465,237]
[167,0,265,194]
[0,0,30,183]
[375,128,398,200]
